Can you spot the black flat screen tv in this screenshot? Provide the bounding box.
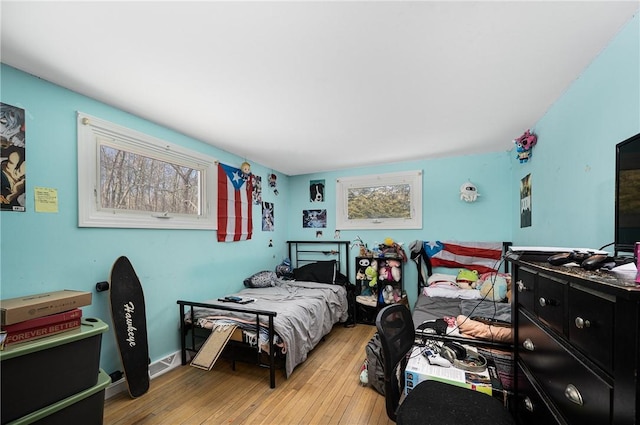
[615,132,640,255]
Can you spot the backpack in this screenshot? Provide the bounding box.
[365,332,385,395]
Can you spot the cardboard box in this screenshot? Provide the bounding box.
[404,346,493,396]
[1,290,92,326]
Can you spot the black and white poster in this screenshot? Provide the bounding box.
[520,174,532,228]
[303,209,326,228]
[310,179,325,202]
[1,103,26,212]
[262,202,274,231]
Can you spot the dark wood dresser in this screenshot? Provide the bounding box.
[507,254,640,424]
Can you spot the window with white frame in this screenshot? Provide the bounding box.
[336,170,423,230]
[77,112,217,229]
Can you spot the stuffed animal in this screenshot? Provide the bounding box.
[240,161,252,181]
[379,265,392,281]
[478,272,512,300]
[365,261,378,288]
[456,268,479,289]
[514,129,538,163]
[359,360,369,386]
[387,259,402,282]
[479,276,508,301]
[460,181,480,202]
[382,285,396,304]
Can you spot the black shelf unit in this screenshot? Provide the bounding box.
[354,256,403,324]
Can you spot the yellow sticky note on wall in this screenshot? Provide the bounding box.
[34,187,59,213]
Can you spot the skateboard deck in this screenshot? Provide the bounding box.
[109,256,150,398]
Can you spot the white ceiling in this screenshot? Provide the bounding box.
[1,1,638,176]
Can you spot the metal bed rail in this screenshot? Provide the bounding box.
[177,300,279,388]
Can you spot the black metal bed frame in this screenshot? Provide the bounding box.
[177,240,351,389]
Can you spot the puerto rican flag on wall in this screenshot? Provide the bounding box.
[217,163,252,242]
[423,241,502,274]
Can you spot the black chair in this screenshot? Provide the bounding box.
[375,304,515,424]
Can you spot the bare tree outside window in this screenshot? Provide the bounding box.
[99,145,200,216]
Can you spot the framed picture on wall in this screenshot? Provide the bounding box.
[1,102,26,212]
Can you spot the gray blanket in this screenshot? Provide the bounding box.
[412,295,512,327]
[191,280,348,377]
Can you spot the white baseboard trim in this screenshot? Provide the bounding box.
[104,350,182,400]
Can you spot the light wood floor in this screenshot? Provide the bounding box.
[103,323,394,425]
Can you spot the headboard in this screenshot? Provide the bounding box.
[410,240,512,296]
[287,240,351,282]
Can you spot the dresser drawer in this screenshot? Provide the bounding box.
[536,273,566,335]
[568,285,614,373]
[515,363,560,425]
[518,311,612,425]
[516,266,537,312]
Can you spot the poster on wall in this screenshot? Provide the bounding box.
[1,102,26,212]
[303,209,327,228]
[262,202,274,231]
[252,174,262,205]
[520,174,532,228]
[310,179,325,202]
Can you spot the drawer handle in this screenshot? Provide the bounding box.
[539,297,556,307]
[575,317,591,329]
[564,384,583,406]
[517,280,527,292]
[524,396,534,412]
[523,338,535,351]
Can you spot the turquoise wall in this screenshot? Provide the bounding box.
[0,65,290,374]
[509,12,639,249]
[1,11,638,378]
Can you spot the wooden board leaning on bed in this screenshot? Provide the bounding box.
[177,240,352,389]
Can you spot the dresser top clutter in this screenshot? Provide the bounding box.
[507,250,640,295]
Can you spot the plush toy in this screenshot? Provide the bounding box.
[456,268,479,289]
[479,276,508,301]
[240,161,251,181]
[460,181,480,202]
[378,265,392,281]
[382,285,396,304]
[365,261,378,288]
[359,360,369,386]
[387,259,402,282]
[514,129,538,163]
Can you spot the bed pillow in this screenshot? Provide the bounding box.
[243,270,278,288]
[293,260,337,284]
[426,273,457,286]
